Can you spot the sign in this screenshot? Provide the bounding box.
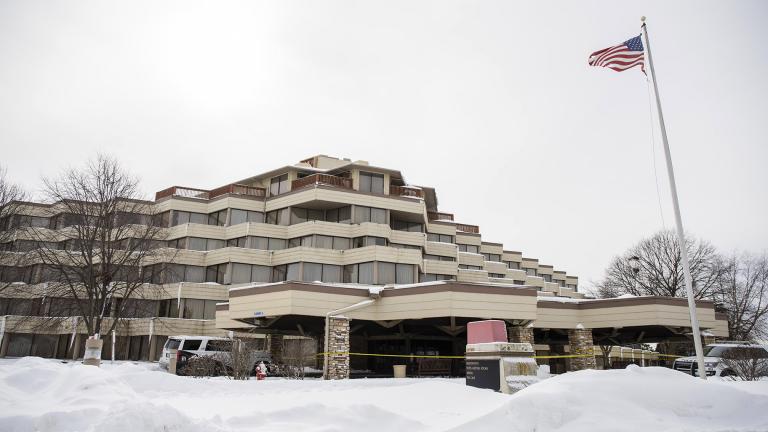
[465,359,500,391]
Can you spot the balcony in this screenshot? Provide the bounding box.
[291,174,353,191]
[455,223,480,234]
[155,184,266,201]
[390,185,423,198]
[427,211,454,221]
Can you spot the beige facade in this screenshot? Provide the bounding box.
[0,155,728,368]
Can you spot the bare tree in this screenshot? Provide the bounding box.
[278,338,316,379]
[27,155,171,339]
[720,346,768,381]
[594,230,724,299]
[0,166,29,294]
[712,253,768,341]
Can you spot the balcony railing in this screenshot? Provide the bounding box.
[390,185,423,198]
[155,186,210,201]
[209,184,266,199]
[427,211,454,221]
[155,184,265,201]
[291,174,353,191]
[455,223,480,234]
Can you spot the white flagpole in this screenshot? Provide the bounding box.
[640,16,707,380]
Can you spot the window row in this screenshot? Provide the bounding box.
[418,273,456,282]
[423,254,456,262]
[458,244,480,254]
[168,235,392,251]
[426,233,454,243]
[482,253,501,262]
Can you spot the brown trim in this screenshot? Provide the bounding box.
[381,283,537,298]
[455,232,481,238]
[229,282,370,298]
[481,241,503,247]
[538,296,715,310]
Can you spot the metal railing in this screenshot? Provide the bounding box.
[209,184,266,199]
[155,186,210,201]
[291,174,353,191]
[390,185,423,198]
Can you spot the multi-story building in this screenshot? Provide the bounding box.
[0,155,728,377]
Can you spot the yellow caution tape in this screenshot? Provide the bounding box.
[316,352,682,360]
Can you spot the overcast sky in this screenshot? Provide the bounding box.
[1,0,766,289]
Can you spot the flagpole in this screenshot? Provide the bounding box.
[640,16,707,380]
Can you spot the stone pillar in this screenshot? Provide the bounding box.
[268,334,284,364]
[508,326,534,345]
[325,316,350,380]
[567,328,596,371]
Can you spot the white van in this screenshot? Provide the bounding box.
[159,335,272,375]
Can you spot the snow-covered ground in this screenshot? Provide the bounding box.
[2,357,768,432]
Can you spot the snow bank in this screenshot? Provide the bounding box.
[2,359,767,432]
[452,364,768,432]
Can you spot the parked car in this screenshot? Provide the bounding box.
[159,335,272,375]
[672,342,768,377]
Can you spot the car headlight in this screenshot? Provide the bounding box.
[705,362,718,368]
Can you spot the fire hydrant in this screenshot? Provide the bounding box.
[256,361,267,381]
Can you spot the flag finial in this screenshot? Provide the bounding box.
[640,16,646,22]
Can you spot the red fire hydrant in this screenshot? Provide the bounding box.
[256,361,267,381]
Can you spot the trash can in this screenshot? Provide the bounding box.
[393,364,407,378]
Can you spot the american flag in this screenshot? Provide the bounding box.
[588,35,645,73]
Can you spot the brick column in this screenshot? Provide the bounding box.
[508,326,534,345]
[568,328,596,371]
[268,334,284,364]
[325,316,350,380]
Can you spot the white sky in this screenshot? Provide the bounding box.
[1,1,766,289]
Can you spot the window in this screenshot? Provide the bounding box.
[229,209,264,225]
[505,261,521,270]
[459,265,482,270]
[359,172,385,194]
[354,206,387,224]
[343,262,375,284]
[427,233,454,243]
[322,264,342,283]
[268,238,287,250]
[272,265,287,282]
[206,264,227,284]
[290,207,324,224]
[171,211,208,226]
[266,208,290,225]
[525,268,538,276]
[542,274,552,282]
[181,339,202,351]
[208,210,227,226]
[286,263,301,281]
[513,280,526,285]
[230,263,272,284]
[391,220,423,232]
[353,236,387,248]
[458,244,479,254]
[390,243,421,250]
[227,237,248,248]
[269,174,290,196]
[419,273,455,282]
[423,254,456,262]
[183,299,205,319]
[314,235,333,249]
[302,262,322,282]
[557,280,566,287]
[396,264,414,284]
[567,284,577,290]
[482,253,501,262]
[378,262,396,285]
[489,273,506,278]
[326,206,352,224]
[187,237,208,251]
[333,237,350,250]
[248,236,269,250]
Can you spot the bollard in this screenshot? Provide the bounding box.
[168,349,177,375]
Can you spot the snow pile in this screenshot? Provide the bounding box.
[2,358,768,432]
[453,364,768,432]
